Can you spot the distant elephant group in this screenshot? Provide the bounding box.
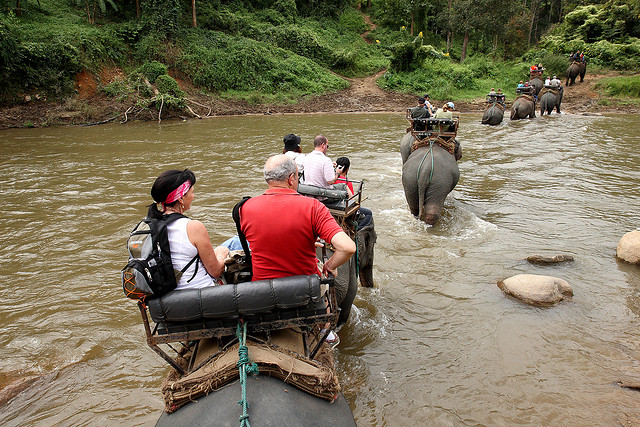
[483,61,586,124]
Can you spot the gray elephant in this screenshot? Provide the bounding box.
[510,95,536,120]
[539,86,563,115]
[401,133,461,225]
[566,62,586,86]
[529,76,544,95]
[481,103,504,125]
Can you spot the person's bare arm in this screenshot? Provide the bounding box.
[186,220,225,278]
[322,231,356,277]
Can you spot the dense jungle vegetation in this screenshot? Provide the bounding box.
[1,0,639,107]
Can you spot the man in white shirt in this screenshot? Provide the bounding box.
[301,135,337,189]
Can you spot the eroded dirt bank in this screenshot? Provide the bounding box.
[0,69,637,130]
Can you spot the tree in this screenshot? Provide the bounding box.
[74,0,118,24]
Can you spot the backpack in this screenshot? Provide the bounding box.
[122,213,199,301]
[231,196,252,282]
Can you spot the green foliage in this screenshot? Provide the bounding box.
[388,34,441,72]
[338,8,367,34]
[273,0,297,21]
[296,0,351,18]
[272,24,334,65]
[520,50,571,77]
[380,56,527,101]
[381,57,476,98]
[0,12,21,81]
[595,75,640,97]
[155,74,184,97]
[143,0,181,38]
[100,76,129,98]
[179,30,348,95]
[138,60,167,83]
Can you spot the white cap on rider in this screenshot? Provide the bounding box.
[446,102,455,109]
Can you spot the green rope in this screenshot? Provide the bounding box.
[416,140,434,186]
[236,321,258,427]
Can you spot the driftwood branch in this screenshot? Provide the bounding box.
[80,113,122,127]
[185,105,202,119]
[185,98,212,116]
[158,95,164,124]
[123,104,135,123]
[143,77,160,96]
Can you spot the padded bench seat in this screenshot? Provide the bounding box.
[148,274,328,335]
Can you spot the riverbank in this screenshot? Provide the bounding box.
[0,70,638,130]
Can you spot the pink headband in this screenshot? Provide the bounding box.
[164,180,192,205]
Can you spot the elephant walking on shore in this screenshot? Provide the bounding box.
[401,133,461,225]
[540,87,563,115]
[510,95,536,120]
[566,62,586,86]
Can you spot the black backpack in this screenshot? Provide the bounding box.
[122,213,199,301]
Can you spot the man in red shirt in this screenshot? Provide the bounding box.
[240,154,355,281]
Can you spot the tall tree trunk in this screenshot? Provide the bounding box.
[410,11,414,36]
[192,0,197,27]
[528,0,539,46]
[136,0,141,19]
[460,29,469,62]
[446,0,453,52]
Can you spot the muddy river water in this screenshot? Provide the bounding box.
[1,112,639,425]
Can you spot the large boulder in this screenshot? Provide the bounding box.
[497,274,572,306]
[616,230,640,264]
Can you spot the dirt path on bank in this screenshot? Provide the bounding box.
[0,69,636,129]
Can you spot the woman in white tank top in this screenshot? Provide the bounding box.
[148,169,228,290]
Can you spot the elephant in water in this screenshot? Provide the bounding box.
[566,62,586,86]
[510,95,536,120]
[539,87,563,115]
[401,133,461,225]
[481,103,504,125]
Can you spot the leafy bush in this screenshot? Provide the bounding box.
[155,74,184,97]
[138,60,167,83]
[0,12,22,85]
[273,0,297,21]
[179,31,347,95]
[338,8,367,34]
[100,77,129,97]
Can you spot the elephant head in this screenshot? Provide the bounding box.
[401,133,460,225]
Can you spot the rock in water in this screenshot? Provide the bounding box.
[526,254,574,264]
[616,230,640,264]
[497,274,573,306]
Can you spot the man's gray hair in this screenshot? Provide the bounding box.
[264,155,297,182]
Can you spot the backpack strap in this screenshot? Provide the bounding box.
[182,254,200,283]
[232,196,252,274]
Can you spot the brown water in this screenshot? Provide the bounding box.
[1,112,639,426]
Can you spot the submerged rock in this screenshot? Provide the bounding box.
[616,230,640,264]
[527,254,574,264]
[497,274,573,306]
